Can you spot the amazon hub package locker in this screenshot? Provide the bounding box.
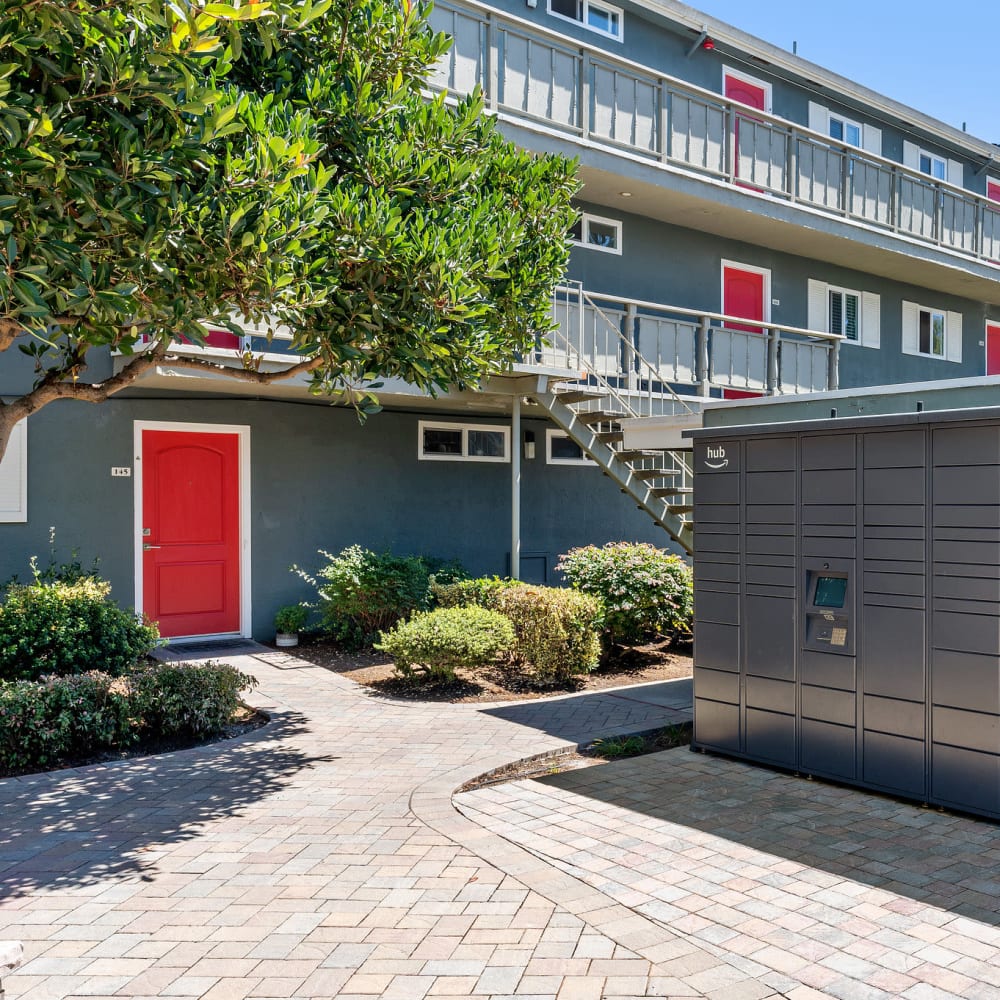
[688,410,1000,821]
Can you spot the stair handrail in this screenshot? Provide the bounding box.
[547,285,696,494]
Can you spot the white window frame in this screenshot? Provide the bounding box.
[722,67,773,115]
[919,150,947,182]
[827,112,862,148]
[901,300,961,362]
[546,429,595,466]
[0,418,27,523]
[418,421,510,463]
[915,305,947,358]
[807,278,880,349]
[826,284,862,343]
[570,212,622,255]
[546,0,623,41]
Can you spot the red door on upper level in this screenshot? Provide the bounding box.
[725,72,767,185]
[724,73,767,111]
[987,323,1000,376]
[722,264,767,399]
[141,429,241,638]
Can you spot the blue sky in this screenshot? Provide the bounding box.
[695,1,999,144]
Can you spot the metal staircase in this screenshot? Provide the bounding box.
[530,287,702,555]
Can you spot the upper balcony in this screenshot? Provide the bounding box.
[429,0,1000,304]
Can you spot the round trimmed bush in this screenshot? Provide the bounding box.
[491,585,603,682]
[375,605,517,683]
[557,542,693,645]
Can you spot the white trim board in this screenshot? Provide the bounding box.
[133,420,252,640]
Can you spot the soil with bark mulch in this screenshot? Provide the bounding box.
[279,636,693,704]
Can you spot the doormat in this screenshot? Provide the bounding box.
[156,639,267,658]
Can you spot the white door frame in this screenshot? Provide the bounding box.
[720,259,772,327]
[133,420,252,641]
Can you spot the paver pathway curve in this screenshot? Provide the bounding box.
[1,646,772,1000]
[5,645,997,1000]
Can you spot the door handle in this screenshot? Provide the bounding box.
[143,544,161,550]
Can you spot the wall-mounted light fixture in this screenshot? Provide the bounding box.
[523,429,536,460]
[686,27,715,57]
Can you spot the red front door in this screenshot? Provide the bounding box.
[141,429,241,638]
[725,73,766,185]
[722,265,766,399]
[988,323,1000,376]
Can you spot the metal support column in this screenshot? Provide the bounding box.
[511,396,521,580]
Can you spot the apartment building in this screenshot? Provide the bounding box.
[2,0,996,640]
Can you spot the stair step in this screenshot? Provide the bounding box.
[596,430,625,444]
[669,504,694,515]
[650,487,694,498]
[614,449,671,461]
[554,389,609,404]
[629,467,681,481]
[574,410,626,425]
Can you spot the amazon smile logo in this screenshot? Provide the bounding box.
[705,445,728,470]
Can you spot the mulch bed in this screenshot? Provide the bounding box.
[278,636,693,704]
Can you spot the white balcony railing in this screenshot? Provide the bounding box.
[430,0,1000,265]
[541,283,841,405]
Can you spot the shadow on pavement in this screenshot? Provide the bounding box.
[481,678,693,745]
[0,712,325,899]
[530,748,1000,929]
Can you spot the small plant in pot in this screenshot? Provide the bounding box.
[274,604,309,647]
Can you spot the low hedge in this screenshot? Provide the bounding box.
[430,576,511,609]
[492,585,603,682]
[376,605,517,683]
[0,661,257,777]
[0,577,160,681]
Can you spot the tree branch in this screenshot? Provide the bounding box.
[159,352,326,383]
[2,344,170,423]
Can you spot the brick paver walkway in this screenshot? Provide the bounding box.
[458,751,1000,1000]
[1,645,996,999]
[1,647,763,1000]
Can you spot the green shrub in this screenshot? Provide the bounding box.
[376,606,517,683]
[298,546,465,648]
[0,578,160,681]
[557,542,693,645]
[430,575,512,609]
[492,585,602,682]
[0,672,133,773]
[128,661,257,740]
[274,604,309,634]
[0,662,257,776]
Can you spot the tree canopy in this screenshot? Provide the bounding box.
[0,0,577,457]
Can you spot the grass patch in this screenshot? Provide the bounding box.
[587,722,691,760]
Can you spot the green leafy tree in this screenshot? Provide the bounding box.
[0,0,577,460]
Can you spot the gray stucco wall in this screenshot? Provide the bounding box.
[568,198,996,387]
[0,395,672,638]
